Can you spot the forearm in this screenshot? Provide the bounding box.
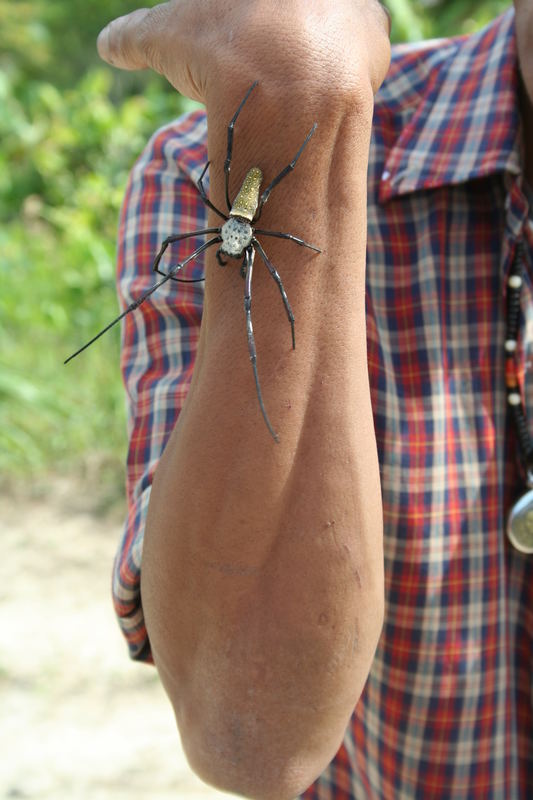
[141,84,384,798]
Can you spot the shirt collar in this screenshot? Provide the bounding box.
[378,8,522,202]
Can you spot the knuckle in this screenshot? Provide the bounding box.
[136,6,168,73]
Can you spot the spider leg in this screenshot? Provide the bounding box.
[243,246,280,443]
[254,122,317,221]
[224,80,259,212]
[253,238,295,350]
[253,229,321,253]
[216,248,228,266]
[65,237,221,364]
[170,276,206,284]
[240,253,247,279]
[153,226,221,280]
[197,162,228,221]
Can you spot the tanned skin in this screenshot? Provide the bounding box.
[95,1,531,797]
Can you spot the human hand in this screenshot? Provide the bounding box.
[97,0,391,108]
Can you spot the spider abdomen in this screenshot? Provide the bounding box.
[220,216,253,258]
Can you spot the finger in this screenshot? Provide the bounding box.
[97,6,167,71]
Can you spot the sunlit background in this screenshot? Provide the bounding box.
[1,0,511,797]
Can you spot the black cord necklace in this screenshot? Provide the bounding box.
[505,240,533,552]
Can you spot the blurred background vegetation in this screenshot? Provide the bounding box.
[1,0,511,494]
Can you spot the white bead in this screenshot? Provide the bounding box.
[509,275,523,289]
[508,393,521,406]
[505,340,518,352]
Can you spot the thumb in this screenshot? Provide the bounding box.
[97,6,168,72]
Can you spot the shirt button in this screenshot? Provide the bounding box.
[382,170,391,182]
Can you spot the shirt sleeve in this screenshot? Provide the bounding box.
[112,110,208,662]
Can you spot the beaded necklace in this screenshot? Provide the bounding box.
[505,240,533,552]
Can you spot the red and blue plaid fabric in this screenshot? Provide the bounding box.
[114,9,533,797]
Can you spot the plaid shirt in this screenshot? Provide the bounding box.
[114,8,533,798]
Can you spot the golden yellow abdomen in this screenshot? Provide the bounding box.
[230,167,263,221]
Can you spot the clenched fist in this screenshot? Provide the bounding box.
[97,0,391,108]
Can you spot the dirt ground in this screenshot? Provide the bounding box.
[0,477,240,800]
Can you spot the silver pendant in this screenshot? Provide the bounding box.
[507,484,533,554]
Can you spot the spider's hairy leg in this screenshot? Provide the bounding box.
[153,227,221,280]
[253,238,295,350]
[254,122,317,221]
[243,246,280,443]
[197,161,228,221]
[224,80,259,212]
[64,237,221,365]
[253,228,321,253]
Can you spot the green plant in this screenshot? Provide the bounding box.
[1,65,195,479]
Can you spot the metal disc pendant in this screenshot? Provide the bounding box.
[507,489,533,553]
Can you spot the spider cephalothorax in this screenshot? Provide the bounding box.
[66,81,320,442]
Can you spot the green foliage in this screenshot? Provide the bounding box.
[387,0,511,42]
[0,0,515,480]
[1,38,194,480]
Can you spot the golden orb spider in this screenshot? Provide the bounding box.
[65,81,321,442]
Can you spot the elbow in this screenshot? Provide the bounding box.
[171,652,375,800]
[157,595,385,800]
[182,727,329,800]
[163,622,382,799]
